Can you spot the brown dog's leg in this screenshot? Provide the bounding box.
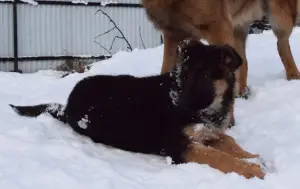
[206,133,259,159]
[160,34,182,74]
[233,26,251,99]
[269,2,300,80]
[184,143,265,179]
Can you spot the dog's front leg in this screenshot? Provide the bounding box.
[160,34,183,74]
[184,143,265,179]
[206,132,259,159]
[233,26,251,99]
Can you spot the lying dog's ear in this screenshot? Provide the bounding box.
[176,39,206,56]
[220,45,243,72]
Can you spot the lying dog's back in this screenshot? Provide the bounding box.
[66,74,174,124]
[66,76,178,131]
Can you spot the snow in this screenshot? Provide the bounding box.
[71,0,88,5]
[1,28,300,189]
[194,124,205,132]
[0,0,37,3]
[77,115,89,129]
[19,0,38,5]
[0,0,38,5]
[0,0,119,6]
[100,0,118,6]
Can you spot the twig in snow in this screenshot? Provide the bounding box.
[94,40,113,55]
[139,26,145,49]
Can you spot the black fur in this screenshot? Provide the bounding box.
[9,40,242,164]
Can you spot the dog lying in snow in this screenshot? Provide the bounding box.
[9,40,265,179]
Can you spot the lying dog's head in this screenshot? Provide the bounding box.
[170,39,242,112]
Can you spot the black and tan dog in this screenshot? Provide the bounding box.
[9,40,264,179]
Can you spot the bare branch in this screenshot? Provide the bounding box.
[94,27,116,40]
[139,26,145,49]
[109,36,124,50]
[93,40,113,56]
[95,8,133,51]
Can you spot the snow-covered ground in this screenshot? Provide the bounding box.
[1,28,300,189]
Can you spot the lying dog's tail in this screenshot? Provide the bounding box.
[9,103,67,123]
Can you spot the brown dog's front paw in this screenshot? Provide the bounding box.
[287,72,300,80]
[236,86,251,99]
[235,87,251,100]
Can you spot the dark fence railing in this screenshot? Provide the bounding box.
[0,0,142,73]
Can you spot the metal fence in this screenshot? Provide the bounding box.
[0,0,162,73]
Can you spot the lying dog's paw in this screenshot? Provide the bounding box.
[242,162,266,179]
[241,156,267,174]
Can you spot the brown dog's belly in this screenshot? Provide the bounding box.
[230,0,265,27]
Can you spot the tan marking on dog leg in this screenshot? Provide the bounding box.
[207,133,259,159]
[184,143,265,179]
[161,34,182,74]
[183,125,260,161]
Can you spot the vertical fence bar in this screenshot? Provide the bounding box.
[12,0,21,73]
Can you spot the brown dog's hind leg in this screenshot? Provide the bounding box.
[184,143,265,179]
[269,3,300,80]
[160,34,182,74]
[206,133,259,159]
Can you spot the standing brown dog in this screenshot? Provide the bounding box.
[142,0,300,125]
